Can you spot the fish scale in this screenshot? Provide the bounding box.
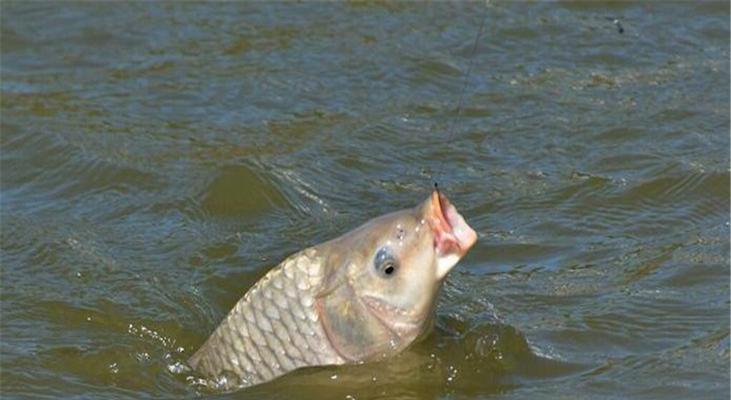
[188,249,345,389]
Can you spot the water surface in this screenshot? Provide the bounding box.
[1,1,729,399]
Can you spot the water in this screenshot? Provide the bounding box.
[1,1,729,399]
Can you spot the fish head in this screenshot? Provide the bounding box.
[320,189,477,358]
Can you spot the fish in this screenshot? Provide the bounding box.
[188,189,477,390]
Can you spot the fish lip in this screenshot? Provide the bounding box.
[427,190,477,257]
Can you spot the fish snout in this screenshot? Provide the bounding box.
[425,189,477,271]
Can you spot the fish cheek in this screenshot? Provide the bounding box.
[317,278,395,362]
[395,240,438,296]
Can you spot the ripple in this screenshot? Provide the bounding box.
[406,55,464,93]
[199,164,289,219]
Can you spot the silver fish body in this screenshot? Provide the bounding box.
[188,248,343,389]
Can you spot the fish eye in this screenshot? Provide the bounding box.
[374,247,398,278]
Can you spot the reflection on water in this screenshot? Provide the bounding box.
[1,1,729,399]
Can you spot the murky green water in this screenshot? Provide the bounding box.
[1,1,729,399]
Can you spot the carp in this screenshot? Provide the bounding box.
[189,189,477,390]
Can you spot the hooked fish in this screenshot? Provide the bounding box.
[188,189,477,390]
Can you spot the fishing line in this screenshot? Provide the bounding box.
[435,0,490,188]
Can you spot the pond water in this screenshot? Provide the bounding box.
[1,1,729,399]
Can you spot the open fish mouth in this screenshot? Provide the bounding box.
[427,189,478,258]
